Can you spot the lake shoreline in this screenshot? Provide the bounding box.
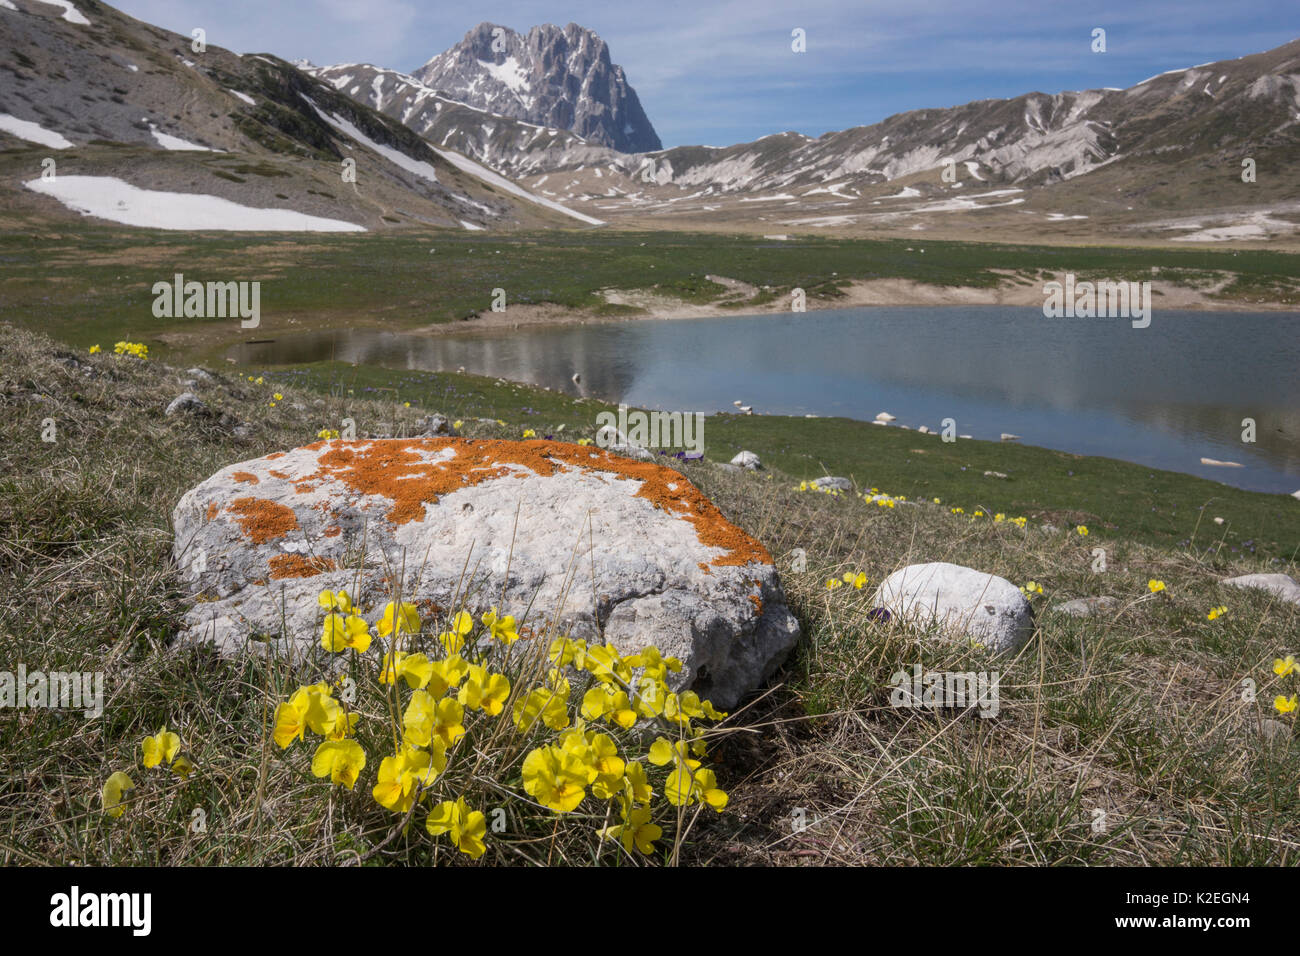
[411,275,1298,337]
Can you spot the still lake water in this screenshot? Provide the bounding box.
[230,306,1300,494]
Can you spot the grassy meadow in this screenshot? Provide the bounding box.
[1,324,1297,865]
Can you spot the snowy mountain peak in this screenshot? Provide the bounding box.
[414,22,661,152]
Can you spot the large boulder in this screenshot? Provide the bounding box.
[871,562,1033,653]
[171,438,800,708]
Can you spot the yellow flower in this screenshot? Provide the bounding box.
[88,344,101,354]
[273,700,307,749]
[318,590,353,613]
[950,507,964,515]
[840,571,867,589]
[522,746,589,813]
[583,644,631,685]
[380,650,434,689]
[1206,605,1228,621]
[255,376,264,385]
[623,761,653,804]
[426,796,487,858]
[1275,695,1298,716]
[438,610,474,655]
[316,428,340,439]
[286,682,355,739]
[431,697,466,748]
[577,438,592,446]
[321,613,372,653]
[825,577,843,590]
[428,655,470,697]
[481,607,519,644]
[273,392,283,401]
[403,402,410,408]
[372,745,443,813]
[601,805,662,855]
[523,428,536,438]
[512,687,570,732]
[1148,579,1166,594]
[1075,525,1089,536]
[459,665,511,715]
[453,420,464,430]
[581,686,637,729]
[692,768,729,810]
[1020,581,1044,596]
[377,601,420,638]
[310,739,366,789]
[548,636,587,669]
[171,755,195,779]
[101,772,135,818]
[141,726,182,769]
[1012,516,1027,528]
[1273,655,1297,677]
[932,497,941,504]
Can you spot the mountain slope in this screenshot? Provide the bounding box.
[0,0,594,231]
[321,35,1300,243]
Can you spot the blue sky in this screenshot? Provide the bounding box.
[114,0,1299,147]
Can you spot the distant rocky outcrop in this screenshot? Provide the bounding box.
[414,22,662,153]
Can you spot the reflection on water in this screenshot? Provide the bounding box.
[228,306,1300,493]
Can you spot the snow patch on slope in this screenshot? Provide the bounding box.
[24,176,366,232]
[0,113,73,149]
[433,147,604,225]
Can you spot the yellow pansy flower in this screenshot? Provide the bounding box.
[321,613,372,653]
[481,607,519,644]
[458,665,511,715]
[317,589,351,613]
[101,772,135,818]
[141,726,181,769]
[438,610,475,655]
[1148,579,1166,594]
[310,739,365,789]
[380,650,433,689]
[377,601,420,638]
[1275,695,1298,716]
[372,745,443,813]
[1273,655,1296,677]
[521,746,589,813]
[426,796,487,858]
[601,805,662,855]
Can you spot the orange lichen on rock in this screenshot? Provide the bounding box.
[300,438,772,567]
[232,471,259,484]
[205,503,219,521]
[323,526,342,537]
[749,595,764,617]
[269,469,290,480]
[227,497,299,545]
[269,554,337,579]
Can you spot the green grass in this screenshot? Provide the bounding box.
[2,228,1298,357]
[2,325,1297,866]
[258,360,1300,560]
